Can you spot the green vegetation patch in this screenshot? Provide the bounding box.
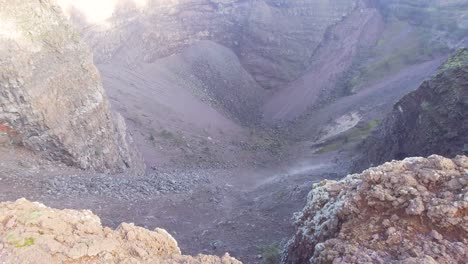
[257,243,281,264]
[343,18,450,94]
[315,139,347,154]
[315,120,381,154]
[6,234,35,248]
[158,129,186,146]
[379,0,468,37]
[275,191,286,201]
[341,1,467,94]
[247,129,286,156]
[421,100,431,111]
[15,237,35,248]
[438,48,468,72]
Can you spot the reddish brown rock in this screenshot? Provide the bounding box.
[284,155,468,264]
[0,199,241,264]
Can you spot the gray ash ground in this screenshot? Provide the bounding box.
[43,169,211,201]
[0,146,346,263]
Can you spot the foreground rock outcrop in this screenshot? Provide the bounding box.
[0,199,240,264]
[0,0,144,174]
[353,48,468,172]
[284,155,468,263]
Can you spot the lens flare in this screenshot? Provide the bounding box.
[57,0,148,23]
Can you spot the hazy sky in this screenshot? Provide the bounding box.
[57,0,148,23]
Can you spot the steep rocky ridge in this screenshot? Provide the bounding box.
[72,0,466,129]
[0,0,145,174]
[64,0,385,166]
[80,0,361,90]
[0,198,240,263]
[268,0,467,124]
[111,40,266,126]
[341,0,467,96]
[45,2,465,174]
[378,0,468,47]
[353,48,468,172]
[99,40,267,167]
[262,4,384,122]
[284,155,468,263]
[233,0,360,89]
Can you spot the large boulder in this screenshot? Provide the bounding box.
[284,155,468,263]
[0,199,241,263]
[0,0,145,174]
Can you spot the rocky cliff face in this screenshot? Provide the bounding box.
[340,0,467,96]
[76,0,465,127]
[353,48,468,172]
[0,199,240,263]
[74,0,467,92]
[262,4,384,122]
[80,0,362,90]
[377,0,468,48]
[0,0,145,174]
[284,155,468,263]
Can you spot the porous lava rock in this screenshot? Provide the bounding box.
[0,199,240,264]
[284,155,468,263]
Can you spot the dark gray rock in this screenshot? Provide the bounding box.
[353,48,468,172]
[0,0,145,175]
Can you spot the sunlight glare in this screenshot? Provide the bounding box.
[57,0,148,23]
